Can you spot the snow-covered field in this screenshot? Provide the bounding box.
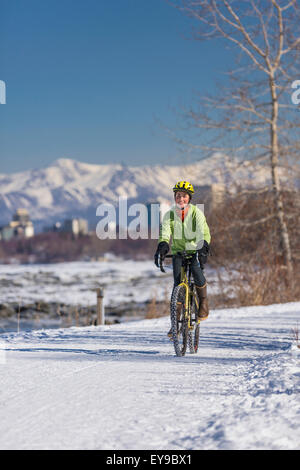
[0,260,226,334]
[0,260,222,308]
[0,259,166,307]
[0,301,299,450]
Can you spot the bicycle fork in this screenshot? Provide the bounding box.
[179,282,194,331]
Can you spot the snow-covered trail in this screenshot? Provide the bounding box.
[0,302,299,450]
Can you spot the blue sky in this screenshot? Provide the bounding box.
[0,0,233,173]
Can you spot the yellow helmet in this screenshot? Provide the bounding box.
[173,181,194,197]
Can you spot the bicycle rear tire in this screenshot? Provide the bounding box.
[170,284,188,357]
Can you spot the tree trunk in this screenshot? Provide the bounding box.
[269,73,293,282]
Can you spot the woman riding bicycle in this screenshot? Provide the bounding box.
[154,180,211,324]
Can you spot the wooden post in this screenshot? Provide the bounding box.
[96,288,105,325]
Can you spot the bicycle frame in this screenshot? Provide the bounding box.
[161,252,199,331]
[179,259,198,331]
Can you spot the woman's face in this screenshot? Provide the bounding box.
[175,191,190,209]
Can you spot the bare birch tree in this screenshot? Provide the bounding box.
[170,0,300,281]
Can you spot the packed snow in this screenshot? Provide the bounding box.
[0,301,299,450]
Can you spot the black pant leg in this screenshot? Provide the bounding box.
[172,255,182,287]
[191,254,206,287]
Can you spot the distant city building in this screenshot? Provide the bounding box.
[12,208,30,225]
[43,217,89,235]
[63,218,89,236]
[193,184,226,212]
[53,222,62,232]
[0,226,14,241]
[43,221,62,233]
[146,199,169,232]
[0,209,34,241]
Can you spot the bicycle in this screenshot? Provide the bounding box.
[159,251,201,357]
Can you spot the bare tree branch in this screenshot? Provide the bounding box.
[167,0,300,279]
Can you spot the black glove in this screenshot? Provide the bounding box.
[154,242,169,267]
[197,241,210,268]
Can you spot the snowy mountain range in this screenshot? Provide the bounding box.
[0,154,296,230]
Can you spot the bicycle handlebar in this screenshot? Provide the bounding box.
[159,251,194,273]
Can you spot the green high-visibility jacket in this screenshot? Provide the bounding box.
[159,204,211,254]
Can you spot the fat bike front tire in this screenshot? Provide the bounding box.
[170,285,188,357]
[188,327,200,354]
